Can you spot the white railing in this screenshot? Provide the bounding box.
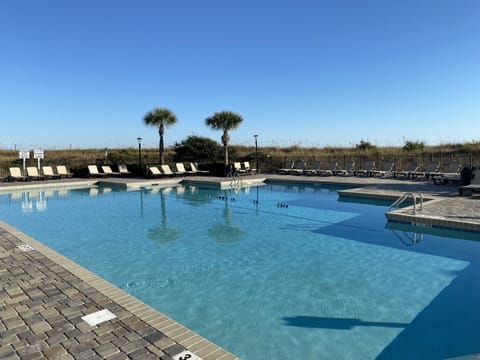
[228,172,242,188]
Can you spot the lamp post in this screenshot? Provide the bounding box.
[137,137,142,169]
[253,134,258,174]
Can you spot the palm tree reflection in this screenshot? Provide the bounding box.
[148,188,180,245]
[208,190,243,243]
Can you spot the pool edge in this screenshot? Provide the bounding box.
[0,219,240,360]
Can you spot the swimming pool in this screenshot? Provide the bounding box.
[1,182,479,359]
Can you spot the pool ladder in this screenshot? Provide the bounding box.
[389,192,424,214]
[228,172,242,188]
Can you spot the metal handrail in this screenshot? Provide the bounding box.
[228,172,241,188]
[389,192,423,214]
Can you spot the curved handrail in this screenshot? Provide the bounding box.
[389,192,423,214]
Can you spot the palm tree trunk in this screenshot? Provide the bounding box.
[222,130,229,166]
[159,124,164,165]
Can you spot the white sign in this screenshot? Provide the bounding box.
[173,351,202,360]
[34,149,44,159]
[18,150,30,159]
[81,309,117,326]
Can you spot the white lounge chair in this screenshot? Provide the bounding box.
[42,166,61,179]
[243,161,255,173]
[190,162,209,175]
[26,167,45,180]
[175,163,194,176]
[56,165,73,178]
[117,164,132,176]
[161,164,179,177]
[9,167,29,181]
[88,165,108,178]
[101,165,121,177]
[233,162,246,175]
[148,166,163,178]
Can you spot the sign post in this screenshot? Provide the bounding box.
[18,150,30,172]
[34,149,44,170]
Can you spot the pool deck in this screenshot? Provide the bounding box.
[1,174,480,359]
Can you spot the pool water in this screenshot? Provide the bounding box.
[1,183,480,359]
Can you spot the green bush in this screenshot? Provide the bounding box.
[403,140,425,152]
[173,136,223,162]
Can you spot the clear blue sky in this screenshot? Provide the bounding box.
[1,0,479,150]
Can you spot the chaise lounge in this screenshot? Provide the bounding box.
[26,167,45,180]
[88,165,109,178]
[394,164,419,179]
[371,161,394,177]
[432,163,462,185]
[354,160,376,177]
[101,165,121,177]
[317,161,338,176]
[459,170,480,196]
[56,165,73,178]
[42,166,61,179]
[9,167,29,181]
[277,160,294,175]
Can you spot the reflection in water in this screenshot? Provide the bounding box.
[21,192,33,213]
[208,190,244,243]
[148,188,180,245]
[36,192,47,212]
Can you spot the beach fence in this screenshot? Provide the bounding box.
[265,154,480,174]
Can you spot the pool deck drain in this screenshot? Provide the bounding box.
[2,174,480,359]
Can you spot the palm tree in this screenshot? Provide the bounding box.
[143,107,177,164]
[205,111,243,166]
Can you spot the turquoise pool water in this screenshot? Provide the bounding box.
[1,183,480,359]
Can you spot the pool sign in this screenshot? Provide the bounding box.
[34,149,44,159]
[34,149,44,170]
[18,150,30,172]
[18,150,30,159]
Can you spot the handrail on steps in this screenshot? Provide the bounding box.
[389,192,423,214]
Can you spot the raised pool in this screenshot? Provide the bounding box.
[1,182,479,359]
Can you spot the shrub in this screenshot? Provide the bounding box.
[173,136,223,162]
[403,140,425,152]
[355,140,376,151]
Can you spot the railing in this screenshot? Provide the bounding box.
[228,171,242,188]
[389,192,423,214]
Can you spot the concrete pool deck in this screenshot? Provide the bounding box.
[1,174,479,359]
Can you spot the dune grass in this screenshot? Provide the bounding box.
[1,141,480,177]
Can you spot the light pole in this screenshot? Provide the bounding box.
[137,137,142,169]
[253,134,258,174]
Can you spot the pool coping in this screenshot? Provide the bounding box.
[0,219,240,360]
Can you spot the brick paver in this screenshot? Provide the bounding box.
[0,224,239,360]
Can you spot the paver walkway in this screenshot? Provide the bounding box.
[0,223,238,360]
